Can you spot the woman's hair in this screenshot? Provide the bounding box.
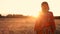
[41,1,49,10]
[41,1,48,6]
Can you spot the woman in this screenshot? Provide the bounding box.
[34,1,56,34]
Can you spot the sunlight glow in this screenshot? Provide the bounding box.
[0,0,60,16]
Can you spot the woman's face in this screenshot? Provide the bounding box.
[41,4,49,12]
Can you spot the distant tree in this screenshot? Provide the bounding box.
[54,16,60,19]
[0,14,2,18]
[6,14,13,18]
[0,14,1,16]
[6,14,31,18]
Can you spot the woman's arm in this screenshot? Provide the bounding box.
[49,12,56,30]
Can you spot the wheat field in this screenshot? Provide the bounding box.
[0,18,60,34]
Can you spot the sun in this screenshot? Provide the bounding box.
[31,11,40,18]
[33,14,39,18]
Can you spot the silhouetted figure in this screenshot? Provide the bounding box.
[34,1,56,34]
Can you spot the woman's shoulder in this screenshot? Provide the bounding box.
[49,11,53,14]
[48,11,53,16]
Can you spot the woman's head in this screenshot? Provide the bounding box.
[41,1,49,12]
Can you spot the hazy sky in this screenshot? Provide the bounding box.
[0,0,60,16]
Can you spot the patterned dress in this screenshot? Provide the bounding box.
[34,12,56,34]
